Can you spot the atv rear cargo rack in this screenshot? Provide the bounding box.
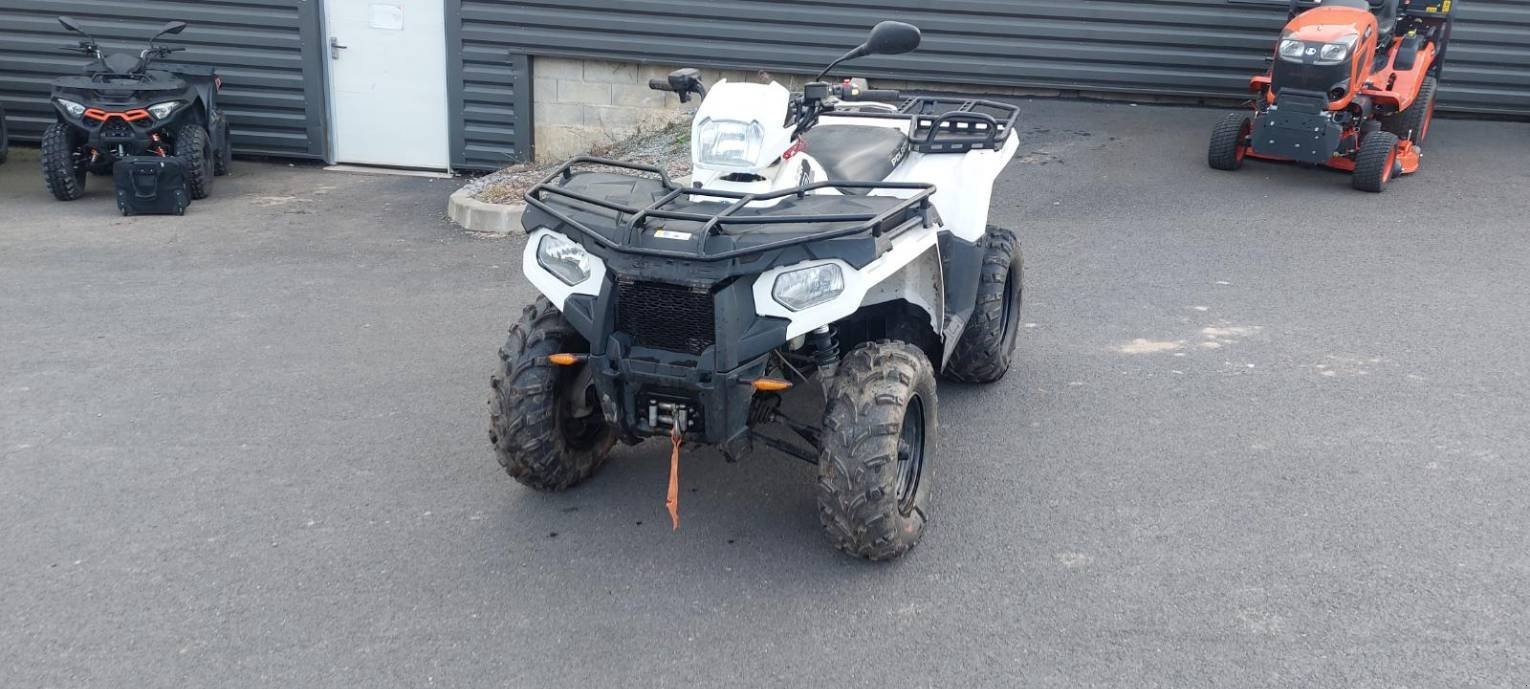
[523,157,937,262]
[830,96,1020,154]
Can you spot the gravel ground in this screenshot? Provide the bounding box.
[463,120,692,204]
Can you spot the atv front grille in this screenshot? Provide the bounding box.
[100,121,134,138]
[616,279,716,355]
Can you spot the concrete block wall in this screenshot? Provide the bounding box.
[531,57,812,162]
[528,56,1200,163]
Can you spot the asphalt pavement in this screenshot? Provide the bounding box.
[2,100,1528,688]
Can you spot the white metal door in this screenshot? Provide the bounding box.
[324,0,449,169]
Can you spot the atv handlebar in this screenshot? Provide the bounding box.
[831,84,903,103]
[648,68,707,103]
[145,46,186,58]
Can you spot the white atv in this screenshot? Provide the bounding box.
[489,21,1024,560]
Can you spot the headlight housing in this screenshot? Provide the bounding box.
[536,233,592,286]
[1316,38,1356,65]
[1279,35,1356,65]
[55,98,86,118]
[146,101,183,120]
[772,264,844,312]
[696,118,765,171]
[1278,39,1306,61]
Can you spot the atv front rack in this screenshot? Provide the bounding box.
[829,96,1021,154]
[523,157,937,262]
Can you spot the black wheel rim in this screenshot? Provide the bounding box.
[895,395,926,515]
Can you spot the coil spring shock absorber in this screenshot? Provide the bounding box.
[810,325,839,392]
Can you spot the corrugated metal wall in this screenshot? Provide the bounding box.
[0,0,328,158]
[462,0,1530,117]
[447,2,533,170]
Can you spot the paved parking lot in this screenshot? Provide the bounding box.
[3,100,1528,688]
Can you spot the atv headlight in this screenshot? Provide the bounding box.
[772,264,844,312]
[1278,39,1306,62]
[147,101,183,120]
[536,233,592,286]
[55,98,87,118]
[696,118,765,171]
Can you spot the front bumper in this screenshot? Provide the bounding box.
[589,340,771,458]
[553,270,792,458]
[1250,105,1344,166]
[84,118,158,154]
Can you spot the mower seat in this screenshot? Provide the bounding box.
[802,125,909,193]
[1323,0,1399,45]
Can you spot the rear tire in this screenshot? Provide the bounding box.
[489,297,616,491]
[817,341,937,561]
[945,225,1023,384]
[175,123,215,199]
[1382,76,1437,144]
[40,123,86,201]
[1352,130,1400,193]
[1208,113,1252,171]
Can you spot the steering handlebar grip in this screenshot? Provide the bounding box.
[648,78,671,91]
[855,89,903,102]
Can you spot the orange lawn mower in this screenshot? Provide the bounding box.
[1209,0,1455,192]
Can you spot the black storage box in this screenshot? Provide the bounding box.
[113,156,191,216]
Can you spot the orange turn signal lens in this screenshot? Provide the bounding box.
[547,353,585,366]
[750,378,793,392]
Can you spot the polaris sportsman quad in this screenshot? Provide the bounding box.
[42,16,230,202]
[1209,0,1454,192]
[489,21,1026,560]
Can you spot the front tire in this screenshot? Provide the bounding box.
[1352,130,1401,193]
[175,123,215,199]
[489,298,616,491]
[41,123,86,201]
[1208,112,1252,171]
[817,341,938,561]
[945,226,1023,384]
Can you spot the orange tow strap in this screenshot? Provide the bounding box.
[666,424,682,530]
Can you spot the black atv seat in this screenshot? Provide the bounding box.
[802,125,909,193]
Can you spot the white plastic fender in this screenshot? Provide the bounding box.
[522,228,608,311]
[753,223,943,340]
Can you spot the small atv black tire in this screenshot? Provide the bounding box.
[489,297,616,491]
[1208,113,1252,171]
[1382,76,1437,144]
[945,225,1023,384]
[41,123,86,201]
[817,341,938,561]
[1353,130,1401,193]
[212,109,232,176]
[175,123,215,199]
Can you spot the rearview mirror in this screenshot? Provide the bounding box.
[815,20,922,80]
[155,21,188,38]
[58,16,86,35]
[865,21,921,56]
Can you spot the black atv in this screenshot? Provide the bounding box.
[42,16,231,202]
